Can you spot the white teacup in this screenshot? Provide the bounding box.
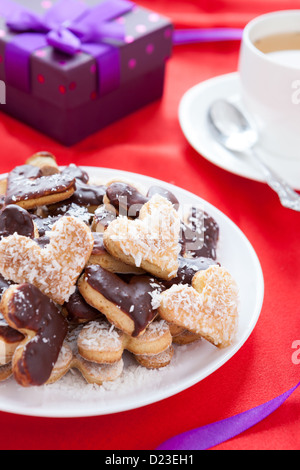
[239,10,300,160]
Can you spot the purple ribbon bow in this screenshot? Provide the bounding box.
[0,0,134,94]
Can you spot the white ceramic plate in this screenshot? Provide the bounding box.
[179,72,300,190]
[0,167,264,418]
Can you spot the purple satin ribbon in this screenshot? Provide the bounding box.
[0,0,243,95]
[157,381,300,450]
[0,0,134,94]
[173,28,243,45]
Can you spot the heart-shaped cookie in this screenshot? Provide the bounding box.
[79,265,164,337]
[103,194,181,280]
[105,182,180,218]
[180,207,219,260]
[88,232,146,275]
[0,216,94,305]
[0,205,38,239]
[47,332,124,386]
[4,164,76,210]
[1,283,69,387]
[159,265,239,348]
[77,318,172,365]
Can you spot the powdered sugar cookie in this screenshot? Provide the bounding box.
[161,319,201,345]
[72,353,123,385]
[103,194,181,280]
[172,329,201,345]
[77,319,124,364]
[135,346,174,369]
[159,265,239,348]
[47,329,123,386]
[126,318,172,358]
[88,233,145,275]
[77,318,172,365]
[0,216,94,305]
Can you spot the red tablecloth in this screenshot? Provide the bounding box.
[0,0,299,451]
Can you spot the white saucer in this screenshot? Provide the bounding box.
[179,72,300,190]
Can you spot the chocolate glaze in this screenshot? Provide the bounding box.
[0,205,35,239]
[64,287,101,324]
[34,235,50,248]
[147,186,180,210]
[45,202,93,225]
[8,165,42,180]
[106,183,148,217]
[181,208,219,260]
[84,265,163,336]
[91,233,216,286]
[5,165,76,206]
[69,180,107,208]
[5,283,68,386]
[163,256,218,288]
[91,232,106,256]
[106,182,179,218]
[31,214,61,237]
[61,164,89,184]
[60,164,106,207]
[32,208,94,249]
[89,233,217,288]
[93,205,117,230]
[0,322,24,345]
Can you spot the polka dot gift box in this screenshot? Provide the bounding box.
[0,0,173,145]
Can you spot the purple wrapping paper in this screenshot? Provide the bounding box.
[0,0,173,110]
[4,64,166,145]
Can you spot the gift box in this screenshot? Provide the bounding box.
[0,0,173,145]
